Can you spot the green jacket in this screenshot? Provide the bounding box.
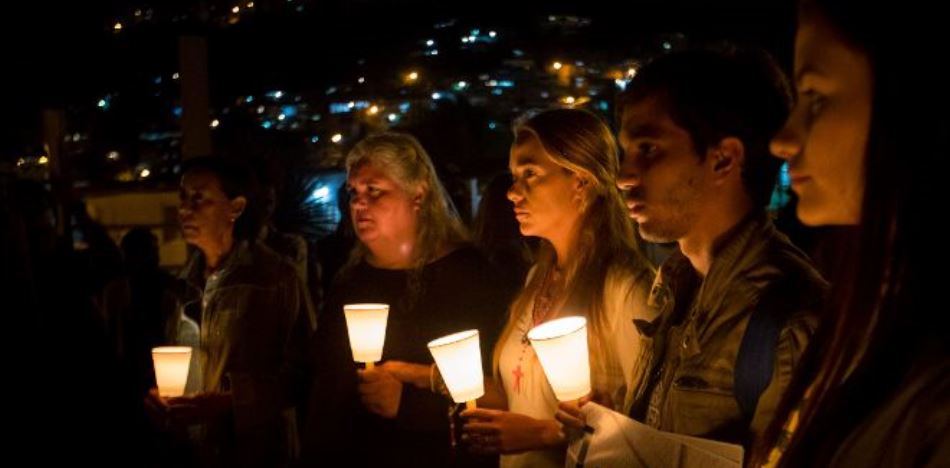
[178,241,316,467]
[626,213,826,449]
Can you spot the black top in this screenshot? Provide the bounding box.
[302,245,517,467]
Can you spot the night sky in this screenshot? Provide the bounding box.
[2,0,795,154]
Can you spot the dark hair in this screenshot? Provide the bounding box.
[121,227,159,271]
[755,1,949,465]
[181,156,262,241]
[473,173,521,253]
[617,46,792,209]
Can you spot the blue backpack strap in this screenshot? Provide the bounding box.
[735,292,788,420]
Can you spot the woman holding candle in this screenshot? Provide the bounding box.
[461,108,656,467]
[301,132,516,467]
[150,156,315,468]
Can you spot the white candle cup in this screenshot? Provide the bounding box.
[344,303,390,367]
[152,346,193,398]
[428,330,484,404]
[527,316,591,401]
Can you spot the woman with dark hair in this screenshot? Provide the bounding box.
[149,157,315,468]
[472,172,534,287]
[757,0,950,465]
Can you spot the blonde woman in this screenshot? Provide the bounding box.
[462,108,656,467]
[302,132,515,467]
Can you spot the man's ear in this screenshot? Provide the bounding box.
[229,196,247,221]
[707,137,745,184]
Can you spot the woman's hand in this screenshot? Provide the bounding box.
[379,360,432,390]
[460,408,564,454]
[358,367,403,418]
[555,395,593,439]
[163,391,233,427]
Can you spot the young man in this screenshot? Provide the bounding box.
[615,47,827,448]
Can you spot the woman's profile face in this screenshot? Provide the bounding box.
[507,130,584,242]
[770,9,872,226]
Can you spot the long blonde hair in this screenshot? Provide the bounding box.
[341,132,469,297]
[492,108,653,390]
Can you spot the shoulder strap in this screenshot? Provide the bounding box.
[735,290,789,419]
